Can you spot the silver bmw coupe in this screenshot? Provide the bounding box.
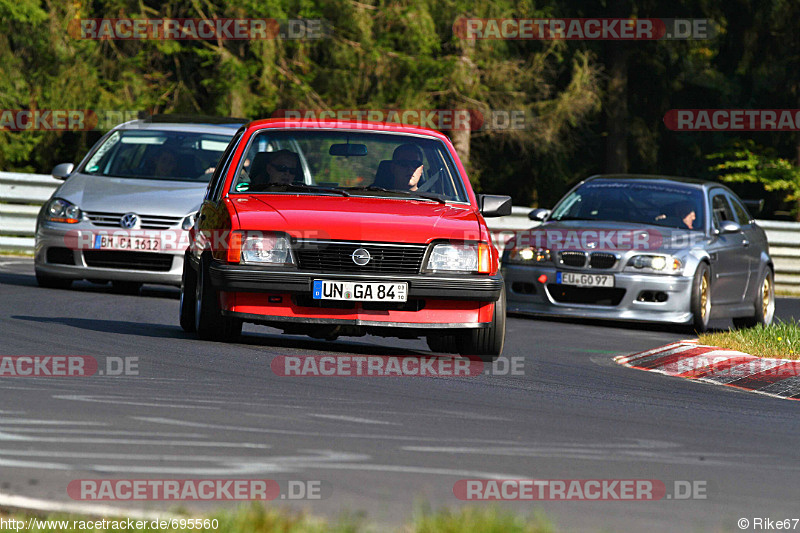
[502,175,775,331]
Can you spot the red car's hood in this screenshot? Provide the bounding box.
[230,194,481,243]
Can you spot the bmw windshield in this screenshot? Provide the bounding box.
[550,180,707,231]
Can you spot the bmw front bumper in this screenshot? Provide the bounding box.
[502,263,694,324]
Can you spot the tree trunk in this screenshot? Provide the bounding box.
[605,41,628,174]
[450,120,470,169]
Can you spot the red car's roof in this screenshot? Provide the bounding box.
[244,118,452,142]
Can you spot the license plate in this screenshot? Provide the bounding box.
[93,234,161,252]
[556,272,614,287]
[312,280,408,302]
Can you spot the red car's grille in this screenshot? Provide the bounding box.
[294,241,426,274]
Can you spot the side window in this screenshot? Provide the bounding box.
[727,194,752,225]
[711,193,735,228]
[206,129,244,202]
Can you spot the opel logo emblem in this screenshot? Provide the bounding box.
[352,248,371,266]
[120,213,140,229]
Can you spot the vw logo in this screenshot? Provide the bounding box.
[351,248,371,266]
[120,213,140,229]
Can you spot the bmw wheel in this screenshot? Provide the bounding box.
[733,267,775,329]
[690,262,711,333]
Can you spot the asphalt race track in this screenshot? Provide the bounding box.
[1,256,799,532]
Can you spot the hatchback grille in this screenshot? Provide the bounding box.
[85,211,182,230]
[294,241,426,274]
[83,251,173,272]
[589,252,617,269]
[559,251,587,268]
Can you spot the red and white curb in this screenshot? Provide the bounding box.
[615,340,800,401]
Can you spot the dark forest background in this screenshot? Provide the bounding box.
[2,0,800,217]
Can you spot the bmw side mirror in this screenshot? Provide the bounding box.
[719,220,742,234]
[52,163,74,180]
[479,195,512,217]
[528,208,550,221]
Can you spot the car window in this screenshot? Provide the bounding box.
[81,129,235,182]
[228,130,469,203]
[549,180,706,230]
[711,192,736,228]
[207,128,245,202]
[727,194,752,225]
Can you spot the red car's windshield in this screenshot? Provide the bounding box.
[229,130,469,203]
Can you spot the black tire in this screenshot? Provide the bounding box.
[426,334,459,353]
[732,267,775,329]
[180,255,197,333]
[35,272,72,290]
[456,285,506,362]
[194,256,242,342]
[111,281,142,295]
[690,262,711,333]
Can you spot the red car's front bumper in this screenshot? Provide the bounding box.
[208,260,503,329]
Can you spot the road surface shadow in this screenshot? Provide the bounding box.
[10,315,432,357]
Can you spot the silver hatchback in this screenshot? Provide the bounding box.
[502,175,775,331]
[34,119,241,292]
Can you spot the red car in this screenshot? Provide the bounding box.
[180,119,511,360]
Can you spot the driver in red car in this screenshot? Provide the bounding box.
[390,144,424,191]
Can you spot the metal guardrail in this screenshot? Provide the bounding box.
[1,171,798,293]
[0,172,62,252]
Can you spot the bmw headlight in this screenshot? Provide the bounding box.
[45,198,83,224]
[238,232,294,265]
[627,255,682,273]
[506,246,551,265]
[425,243,491,273]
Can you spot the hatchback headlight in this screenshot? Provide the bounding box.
[627,255,682,273]
[237,232,294,265]
[181,213,196,231]
[45,198,83,223]
[425,243,491,273]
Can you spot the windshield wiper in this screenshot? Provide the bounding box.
[250,183,350,196]
[553,216,597,221]
[346,186,447,204]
